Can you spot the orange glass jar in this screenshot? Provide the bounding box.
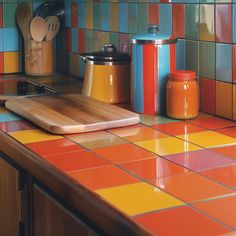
[166,70,199,119]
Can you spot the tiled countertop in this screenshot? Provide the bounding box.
[0,103,236,235]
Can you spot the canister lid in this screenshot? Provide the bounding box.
[132,25,177,45]
[170,70,196,80]
[80,44,131,64]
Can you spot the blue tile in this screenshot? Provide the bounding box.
[176,39,185,70]
[233,4,236,43]
[0,113,22,122]
[65,2,71,27]
[216,43,232,83]
[0,29,3,52]
[119,3,128,33]
[3,28,19,51]
[78,3,85,28]
[101,3,110,31]
[71,28,78,53]
[159,4,172,36]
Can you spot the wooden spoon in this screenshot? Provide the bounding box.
[30,17,47,42]
[16,3,33,41]
[45,16,60,41]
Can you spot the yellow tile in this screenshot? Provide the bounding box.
[86,2,93,29]
[101,32,110,46]
[200,5,215,41]
[4,52,20,74]
[178,131,236,148]
[135,137,201,156]
[110,3,118,31]
[96,182,184,216]
[94,31,101,51]
[233,85,236,121]
[70,53,79,77]
[8,129,63,144]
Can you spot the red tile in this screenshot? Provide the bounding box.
[201,164,236,189]
[0,4,2,28]
[0,82,3,94]
[216,127,236,138]
[233,46,236,83]
[134,206,231,236]
[187,117,236,130]
[0,52,4,74]
[216,4,232,43]
[92,143,157,164]
[78,29,85,54]
[148,4,159,25]
[26,138,84,157]
[65,27,71,52]
[164,149,236,172]
[172,4,185,38]
[152,121,205,136]
[45,151,110,172]
[199,78,216,115]
[0,120,37,132]
[193,195,236,229]
[211,145,236,160]
[120,157,189,180]
[68,165,139,190]
[71,3,78,28]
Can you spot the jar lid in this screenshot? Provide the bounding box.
[170,70,196,80]
[132,25,177,45]
[80,44,131,64]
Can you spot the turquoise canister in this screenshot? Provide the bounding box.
[131,25,177,115]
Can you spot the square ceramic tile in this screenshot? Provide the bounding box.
[110,3,118,32]
[200,164,236,189]
[178,131,236,148]
[92,143,157,164]
[185,40,199,76]
[192,195,236,229]
[152,121,206,136]
[128,2,137,34]
[119,3,128,33]
[217,127,236,138]
[137,3,148,34]
[172,4,185,38]
[3,52,20,74]
[140,115,180,126]
[0,107,8,114]
[185,4,199,40]
[8,129,63,144]
[164,149,236,171]
[234,5,236,43]
[148,3,159,25]
[211,145,236,160]
[45,150,110,172]
[71,2,77,28]
[78,3,85,28]
[3,28,19,52]
[68,165,140,191]
[150,172,234,203]
[85,1,93,29]
[0,120,36,132]
[93,2,101,30]
[3,3,17,28]
[134,206,231,236]
[159,4,172,35]
[135,137,202,156]
[120,157,189,180]
[96,182,184,216]
[0,113,22,122]
[233,85,236,120]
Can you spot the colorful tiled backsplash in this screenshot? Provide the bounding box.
[0,1,236,121]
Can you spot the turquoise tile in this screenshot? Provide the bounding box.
[128,3,137,34]
[200,0,215,2]
[101,2,110,31]
[185,40,199,76]
[0,113,22,122]
[78,3,86,28]
[176,39,185,70]
[71,28,78,53]
[199,41,215,80]
[65,2,71,27]
[216,43,232,83]
[93,2,100,31]
[79,58,85,78]
[119,3,128,33]
[110,32,119,49]
[233,4,236,43]
[186,0,200,2]
[185,4,199,40]
[3,3,17,28]
[0,29,3,52]
[137,3,148,34]
[159,4,172,36]
[3,28,19,52]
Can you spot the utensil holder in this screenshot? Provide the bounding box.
[24,40,53,76]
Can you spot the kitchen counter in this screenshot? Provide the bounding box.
[1,75,236,235]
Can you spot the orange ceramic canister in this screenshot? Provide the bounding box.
[166,70,199,119]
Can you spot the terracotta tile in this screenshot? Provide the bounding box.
[26,138,84,157]
[234,85,236,120]
[164,149,236,172]
[68,165,140,191]
[201,164,236,189]
[193,195,236,229]
[211,145,236,160]
[92,143,156,164]
[134,206,231,236]
[148,3,159,25]
[178,131,236,148]
[109,126,168,142]
[45,151,110,172]
[217,127,236,138]
[233,46,236,83]
[186,117,235,130]
[0,120,36,132]
[96,182,184,216]
[152,121,206,136]
[120,158,189,180]
[172,4,185,38]
[78,29,85,53]
[135,137,201,156]
[150,172,234,203]
[71,3,78,28]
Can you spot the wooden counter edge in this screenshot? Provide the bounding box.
[0,130,152,236]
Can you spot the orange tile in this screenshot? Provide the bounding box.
[4,52,20,74]
[110,2,118,31]
[45,151,110,172]
[186,117,236,130]
[216,81,233,119]
[92,143,157,164]
[134,206,231,236]
[233,85,236,120]
[68,165,140,190]
[152,121,206,136]
[216,127,236,138]
[26,138,84,157]
[109,125,168,142]
[193,195,236,229]
[201,164,236,189]
[120,157,189,180]
[150,172,234,203]
[211,145,236,160]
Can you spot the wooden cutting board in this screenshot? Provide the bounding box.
[5,94,140,134]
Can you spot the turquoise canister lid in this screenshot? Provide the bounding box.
[132,25,177,45]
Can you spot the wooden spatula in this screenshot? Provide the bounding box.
[30,17,47,42]
[45,16,60,41]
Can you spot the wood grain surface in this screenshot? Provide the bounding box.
[5,94,140,134]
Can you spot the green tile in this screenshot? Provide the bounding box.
[137,3,148,34]
[93,2,100,31]
[199,41,215,80]
[128,3,137,34]
[185,4,199,40]
[3,3,17,28]
[85,30,94,53]
[110,32,119,49]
